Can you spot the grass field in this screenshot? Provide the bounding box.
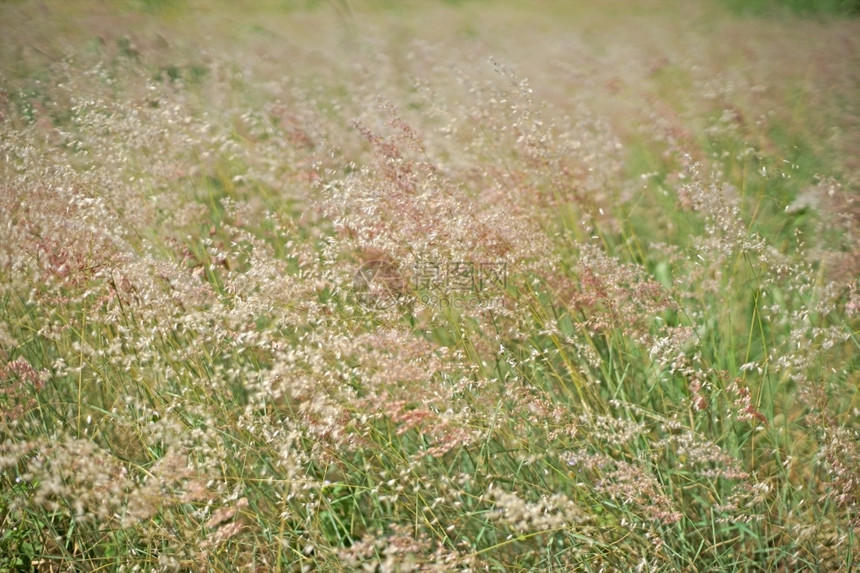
[1,0,858,570]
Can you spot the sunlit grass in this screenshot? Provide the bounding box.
[1,0,858,571]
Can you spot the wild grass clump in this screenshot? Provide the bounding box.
[1,0,858,571]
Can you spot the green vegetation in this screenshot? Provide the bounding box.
[719,0,860,16]
[1,1,858,571]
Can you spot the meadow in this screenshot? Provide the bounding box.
[1,0,858,570]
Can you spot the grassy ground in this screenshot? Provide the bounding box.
[1,0,858,571]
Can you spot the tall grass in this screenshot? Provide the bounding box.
[1,0,858,571]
